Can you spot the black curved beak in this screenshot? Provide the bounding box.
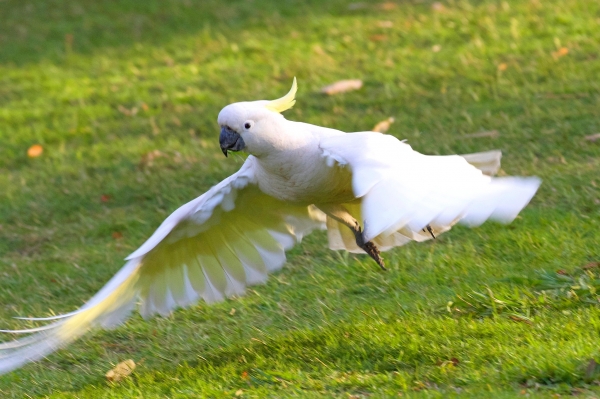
[219,126,245,157]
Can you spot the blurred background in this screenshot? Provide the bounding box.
[1,0,599,396]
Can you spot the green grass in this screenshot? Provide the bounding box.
[1,0,599,397]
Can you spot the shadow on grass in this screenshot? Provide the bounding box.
[1,0,379,66]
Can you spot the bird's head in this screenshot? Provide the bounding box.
[217,78,297,157]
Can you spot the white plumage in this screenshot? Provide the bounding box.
[0,79,540,374]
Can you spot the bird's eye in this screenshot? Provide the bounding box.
[244,121,253,130]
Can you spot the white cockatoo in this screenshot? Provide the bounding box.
[0,78,540,374]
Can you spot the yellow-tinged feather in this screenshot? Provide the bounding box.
[265,77,297,113]
[59,265,140,339]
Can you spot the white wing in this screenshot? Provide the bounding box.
[320,132,540,251]
[0,156,325,374]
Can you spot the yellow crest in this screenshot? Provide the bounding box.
[265,77,297,113]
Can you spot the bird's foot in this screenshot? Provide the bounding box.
[353,225,386,271]
[423,224,436,239]
[362,240,386,271]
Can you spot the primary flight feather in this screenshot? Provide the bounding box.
[0,78,540,374]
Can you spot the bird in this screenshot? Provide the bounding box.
[0,78,540,374]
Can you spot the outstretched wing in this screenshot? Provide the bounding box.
[320,132,540,251]
[0,156,325,374]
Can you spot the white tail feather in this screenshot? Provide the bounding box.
[460,150,502,176]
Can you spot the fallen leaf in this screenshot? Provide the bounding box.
[241,371,249,379]
[432,2,445,11]
[100,194,111,203]
[235,389,244,397]
[377,20,393,28]
[461,130,499,139]
[117,105,138,116]
[556,269,568,275]
[139,150,164,168]
[432,44,442,52]
[497,63,508,71]
[372,117,395,133]
[229,308,236,316]
[378,2,397,10]
[106,359,135,382]
[27,144,43,158]
[552,47,569,59]
[450,357,459,366]
[321,79,363,95]
[582,262,600,270]
[584,133,600,142]
[112,232,123,240]
[369,34,387,42]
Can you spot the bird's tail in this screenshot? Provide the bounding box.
[0,260,140,375]
[460,150,502,176]
[455,176,541,227]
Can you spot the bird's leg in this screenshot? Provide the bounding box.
[351,223,386,271]
[316,204,386,271]
[423,224,436,239]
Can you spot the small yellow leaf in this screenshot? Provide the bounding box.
[235,389,244,396]
[497,63,508,71]
[432,44,442,53]
[27,144,43,158]
[321,80,363,95]
[106,359,136,382]
[372,117,395,133]
[229,308,236,316]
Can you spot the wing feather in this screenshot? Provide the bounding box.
[320,132,539,250]
[0,156,325,374]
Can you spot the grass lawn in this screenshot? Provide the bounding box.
[1,0,599,397]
